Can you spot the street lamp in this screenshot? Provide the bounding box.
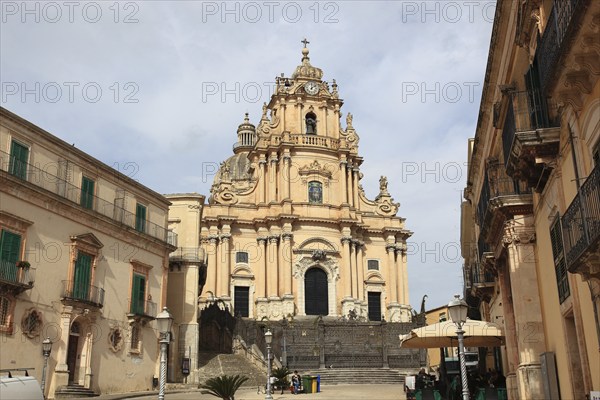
[41,337,52,399]
[156,307,173,400]
[448,294,470,400]
[264,329,273,400]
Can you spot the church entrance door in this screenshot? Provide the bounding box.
[304,267,328,315]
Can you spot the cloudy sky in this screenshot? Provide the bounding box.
[1,1,495,310]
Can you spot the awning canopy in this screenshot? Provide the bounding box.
[399,319,505,348]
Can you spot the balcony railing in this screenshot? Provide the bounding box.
[170,247,205,263]
[0,260,35,293]
[1,151,176,245]
[477,170,529,225]
[537,0,585,94]
[128,299,157,319]
[562,162,600,271]
[61,280,105,308]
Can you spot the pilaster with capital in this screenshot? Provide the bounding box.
[341,236,353,298]
[282,153,291,200]
[355,240,365,301]
[346,163,353,207]
[218,233,232,297]
[281,232,293,296]
[258,159,267,204]
[267,235,280,297]
[352,167,360,208]
[502,218,546,399]
[268,155,278,202]
[206,235,219,296]
[339,159,348,204]
[386,244,398,304]
[349,237,357,298]
[256,237,268,298]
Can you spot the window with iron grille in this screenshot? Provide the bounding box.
[0,296,11,330]
[130,323,141,353]
[234,286,249,317]
[367,259,379,270]
[550,216,570,304]
[236,251,249,264]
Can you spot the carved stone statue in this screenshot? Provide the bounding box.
[346,112,353,129]
[379,176,388,193]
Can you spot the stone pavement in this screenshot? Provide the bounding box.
[84,384,407,400]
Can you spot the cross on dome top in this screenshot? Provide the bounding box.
[292,38,323,80]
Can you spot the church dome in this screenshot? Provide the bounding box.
[212,152,254,186]
[291,46,323,80]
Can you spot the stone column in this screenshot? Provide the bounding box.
[256,237,267,298]
[401,247,409,304]
[386,244,397,304]
[346,163,353,207]
[352,167,360,208]
[498,267,519,399]
[50,306,72,396]
[349,239,356,298]
[259,159,267,204]
[339,160,348,204]
[356,241,365,301]
[503,218,546,400]
[341,237,352,298]
[268,235,279,298]
[269,155,278,203]
[283,154,291,200]
[281,233,293,295]
[207,236,219,296]
[219,234,231,298]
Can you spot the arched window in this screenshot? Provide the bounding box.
[305,112,317,134]
[308,181,322,204]
[304,268,328,315]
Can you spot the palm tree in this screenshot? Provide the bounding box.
[200,374,249,400]
[272,366,291,394]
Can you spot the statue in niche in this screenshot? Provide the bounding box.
[306,112,317,134]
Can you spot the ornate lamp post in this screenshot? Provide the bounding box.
[156,307,173,400]
[448,294,470,400]
[264,329,273,400]
[41,337,52,399]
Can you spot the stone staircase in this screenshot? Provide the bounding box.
[303,368,405,385]
[55,384,98,398]
[196,351,267,387]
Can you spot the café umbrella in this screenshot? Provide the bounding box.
[399,319,505,348]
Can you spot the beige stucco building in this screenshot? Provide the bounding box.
[0,108,176,398]
[178,45,413,324]
[461,0,599,399]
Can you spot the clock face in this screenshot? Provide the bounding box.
[304,81,319,95]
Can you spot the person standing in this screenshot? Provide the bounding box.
[291,370,301,394]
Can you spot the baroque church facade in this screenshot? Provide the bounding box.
[195,44,413,323]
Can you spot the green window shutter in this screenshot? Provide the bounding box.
[550,217,570,303]
[135,203,147,233]
[0,230,21,282]
[73,252,92,300]
[9,141,29,180]
[131,274,145,314]
[80,177,95,210]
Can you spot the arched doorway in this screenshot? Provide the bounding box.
[304,268,328,315]
[67,321,80,384]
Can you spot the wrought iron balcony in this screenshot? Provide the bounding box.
[0,150,176,246]
[561,162,600,277]
[502,91,561,191]
[0,261,35,295]
[61,280,105,308]
[476,167,532,242]
[127,299,157,320]
[537,0,585,95]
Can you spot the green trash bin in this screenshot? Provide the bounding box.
[302,376,312,393]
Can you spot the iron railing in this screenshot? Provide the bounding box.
[128,299,157,319]
[1,150,176,245]
[476,168,530,231]
[561,162,600,269]
[537,0,584,94]
[502,90,559,166]
[61,280,105,308]
[0,261,35,288]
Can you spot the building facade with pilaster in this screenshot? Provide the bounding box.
[461,1,599,399]
[0,107,176,398]
[197,44,413,323]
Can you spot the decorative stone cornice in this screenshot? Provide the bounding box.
[502,221,536,247]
